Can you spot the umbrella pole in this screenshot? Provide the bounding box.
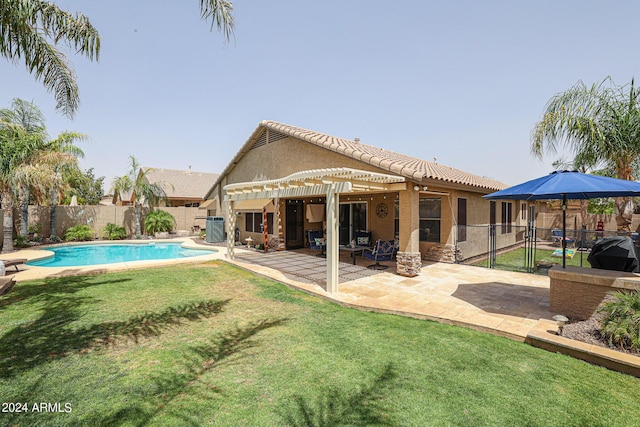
[562,194,567,268]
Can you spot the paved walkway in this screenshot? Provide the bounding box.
[231,249,557,340]
[2,239,556,341]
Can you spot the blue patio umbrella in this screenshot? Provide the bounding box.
[483,170,640,268]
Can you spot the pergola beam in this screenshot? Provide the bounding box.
[223,167,405,293]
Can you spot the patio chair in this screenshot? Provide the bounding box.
[307,230,325,253]
[362,239,396,270]
[552,229,575,247]
[1,259,27,273]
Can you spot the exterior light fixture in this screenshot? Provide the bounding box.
[413,185,420,191]
[552,314,569,335]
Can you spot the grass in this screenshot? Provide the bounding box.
[1,261,640,426]
[473,247,589,272]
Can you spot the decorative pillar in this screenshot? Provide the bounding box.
[397,185,422,276]
[326,186,340,293]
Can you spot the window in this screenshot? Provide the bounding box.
[501,202,512,234]
[457,198,467,242]
[419,198,441,242]
[521,202,526,220]
[244,212,274,233]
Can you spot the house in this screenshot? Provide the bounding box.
[112,166,219,208]
[142,166,219,208]
[204,120,521,292]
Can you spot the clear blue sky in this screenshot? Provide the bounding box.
[2,1,639,191]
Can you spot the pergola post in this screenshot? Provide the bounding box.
[397,185,422,276]
[326,186,340,293]
[227,200,235,259]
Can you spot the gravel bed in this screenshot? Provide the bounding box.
[561,298,640,357]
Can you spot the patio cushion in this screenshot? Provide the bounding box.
[357,236,370,246]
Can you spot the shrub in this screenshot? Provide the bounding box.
[48,236,62,244]
[103,223,127,240]
[27,223,42,235]
[64,225,95,242]
[144,210,175,235]
[13,235,30,248]
[599,290,640,350]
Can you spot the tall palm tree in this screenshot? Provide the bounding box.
[1,1,234,118]
[531,77,640,231]
[0,98,46,237]
[0,99,83,251]
[111,155,169,237]
[0,124,41,252]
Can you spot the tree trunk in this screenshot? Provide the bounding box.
[135,203,142,237]
[615,197,634,232]
[19,186,29,236]
[1,190,14,253]
[50,188,58,238]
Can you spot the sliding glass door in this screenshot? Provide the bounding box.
[338,202,367,245]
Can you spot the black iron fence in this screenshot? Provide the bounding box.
[459,225,637,275]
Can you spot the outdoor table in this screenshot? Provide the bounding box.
[339,245,368,265]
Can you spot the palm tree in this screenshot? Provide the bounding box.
[0,0,100,118]
[0,99,84,251]
[111,155,169,237]
[0,98,46,237]
[531,77,640,231]
[1,1,234,118]
[0,125,41,252]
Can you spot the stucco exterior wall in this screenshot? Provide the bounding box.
[210,135,505,260]
[1,206,207,242]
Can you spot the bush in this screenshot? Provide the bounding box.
[599,290,640,350]
[144,210,175,235]
[27,223,42,235]
[64,225,95,242]
[48,236,62,244]
[13,235,30,248]
[103,223,127,240]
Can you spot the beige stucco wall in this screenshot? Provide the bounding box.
[1,206,207,242]
[209,135,508,261]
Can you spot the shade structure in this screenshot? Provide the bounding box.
[483,170,640,268]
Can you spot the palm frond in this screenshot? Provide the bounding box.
[199,0,235,42]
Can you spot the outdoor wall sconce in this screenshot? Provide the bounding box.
[552,314,569,335]
[413,185,429,191]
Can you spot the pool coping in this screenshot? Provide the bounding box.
[4,238,223,280]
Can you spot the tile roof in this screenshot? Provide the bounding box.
[206,121,507,198]
[262,121,506,191]
[142,167,219,199]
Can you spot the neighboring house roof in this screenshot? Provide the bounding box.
[142,167,220,200]
[206,120,507,199]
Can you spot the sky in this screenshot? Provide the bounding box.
[2,1,640,191]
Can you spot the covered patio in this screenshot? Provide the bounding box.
[223,167,406,292]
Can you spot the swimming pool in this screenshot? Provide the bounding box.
[28,243,217,267]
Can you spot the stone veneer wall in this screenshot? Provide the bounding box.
[423,243,458,263]
[549,266,640,320]
[396,252,422,277]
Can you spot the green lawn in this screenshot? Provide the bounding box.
[1,262,639,426]
[474,247,589,273]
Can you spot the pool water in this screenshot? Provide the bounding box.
[28,243,216,267]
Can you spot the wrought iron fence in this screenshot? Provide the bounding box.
[459,225,637,276]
